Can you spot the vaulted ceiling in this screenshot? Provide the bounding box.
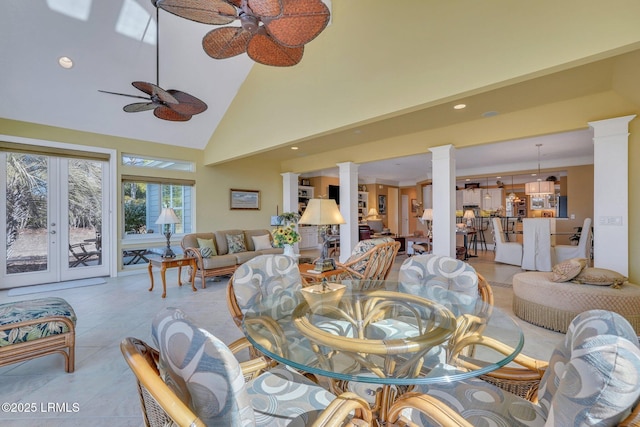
[2,1,640,185]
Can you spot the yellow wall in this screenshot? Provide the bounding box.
[0,119,283,272]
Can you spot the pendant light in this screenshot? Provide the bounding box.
[525,144,554,195]
[484,177,492,200]
[508,175,516,201]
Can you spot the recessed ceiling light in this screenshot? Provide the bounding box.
[496,176,501,179]
[453,104,466,110]
[58,56,74,69]
[482,111,499,117]
[465,178,470,181]
[291,146,299,150]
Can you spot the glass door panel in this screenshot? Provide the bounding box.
[1,153,109,288]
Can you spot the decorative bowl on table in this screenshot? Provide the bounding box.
[301,282,346,314]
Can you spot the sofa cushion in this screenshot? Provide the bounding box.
[202,254,238,270]
[251,234,273,251]
[182,232,215,250]
[234,251,259,264]
[551,258,587,282]
[226,233,247,254]
[197,238,217,257]
[572,267,627,288]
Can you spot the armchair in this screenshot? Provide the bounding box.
[491,218,522,266]
[131,307,373,427]
[554,217,592,263]
[388,309,640,427]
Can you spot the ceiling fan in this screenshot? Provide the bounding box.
[153,0,330,67]
[99,8,207,121]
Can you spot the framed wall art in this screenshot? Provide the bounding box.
[378,195,387,215]
[230,189,260,210]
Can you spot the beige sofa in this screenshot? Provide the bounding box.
[181,229,283,286]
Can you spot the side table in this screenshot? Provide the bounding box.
[147,255,197,298]
[299,263,345,283]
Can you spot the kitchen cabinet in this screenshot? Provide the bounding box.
[299,225,319,249]
[482,188,504,211]
[461,189,482,206]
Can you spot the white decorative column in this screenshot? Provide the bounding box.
[429,145,456,258]
[589,115,635,275]
[281,172,299,214]
[337,162,359,262]
[281,172,300,253]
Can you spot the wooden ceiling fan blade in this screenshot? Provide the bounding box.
[247,32,303,66]
[133,82,179,104]
[166,90,208,115]
[154,106,192,121]
[264,0,329,47]
[203,27,251,59]
[247,0,283,18]
[98,90,150,101]
[153,0,237,25]
[124,102,157,112]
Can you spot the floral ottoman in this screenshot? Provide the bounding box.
[0,297,77,372]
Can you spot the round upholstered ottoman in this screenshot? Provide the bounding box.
[512,271,640,333]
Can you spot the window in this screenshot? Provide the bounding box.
[122,180,193,238]
[122,154,194,172]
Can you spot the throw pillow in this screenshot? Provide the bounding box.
[572,268,628,289]
[199,247,213,258]
[226,233,246,254]
[551,258,588,282]
[252,234,273,251]
[196,238,217,257]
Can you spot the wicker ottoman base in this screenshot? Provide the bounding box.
[512,272,640,333]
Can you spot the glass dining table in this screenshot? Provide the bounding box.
[242,279,524,423]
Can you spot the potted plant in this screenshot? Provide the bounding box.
[272,224,300,257]
[277,212,300,225]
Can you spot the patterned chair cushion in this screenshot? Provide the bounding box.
[247,366,336,427]
[537,309,640,425]
[399,254,479,315]
[152,308,255,426]
[0,297,77,346]
[152,308,338,427]
[403,310,640,427]
[232,255,302,317]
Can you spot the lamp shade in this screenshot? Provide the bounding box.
[421,208,433,221]
[525,180,554,195]
[299,199,345,225]
[463,210,475,220]
[155,207,180,225]
[367,208,379,218]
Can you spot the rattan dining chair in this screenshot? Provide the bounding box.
[130,307,373,427]
[226,254,307,329]
[335,237,401,281]
[388,309,640,427]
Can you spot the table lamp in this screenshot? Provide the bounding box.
[155,207,180,258]
[298,198,346,272]
[463,209,475,228]
[366,208,379,219]
[422,208,433,237]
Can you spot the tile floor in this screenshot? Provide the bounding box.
[0,249,564,426]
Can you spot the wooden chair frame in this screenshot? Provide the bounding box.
[336,240,401,281]
[121,337,373,427]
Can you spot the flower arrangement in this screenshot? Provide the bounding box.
[272,224,300,247]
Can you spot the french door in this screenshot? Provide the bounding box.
[0,152,110,288]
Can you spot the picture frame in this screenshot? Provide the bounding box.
[411,199,419,213]
[378,195,387,215]
[230,189,260,210]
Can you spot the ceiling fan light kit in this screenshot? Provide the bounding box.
[155,0,330,67]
